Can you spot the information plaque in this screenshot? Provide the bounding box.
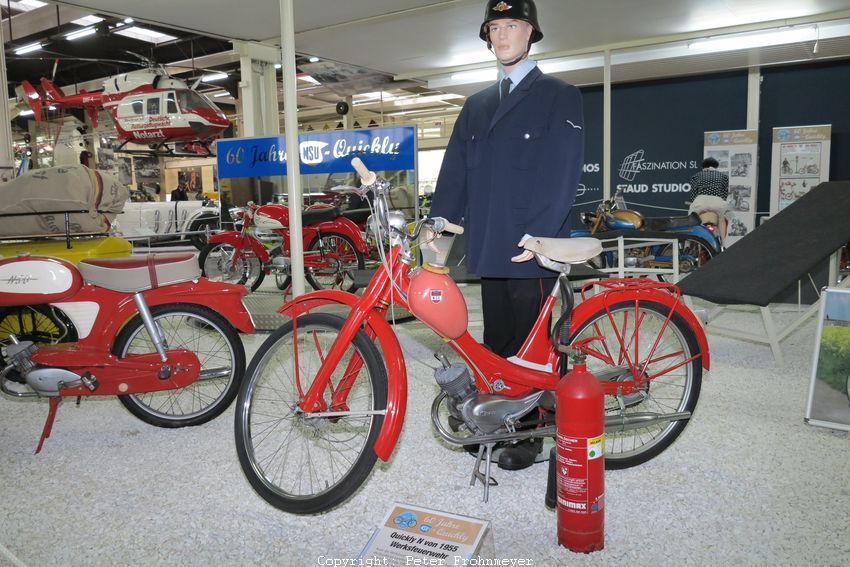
[358,503,493,566]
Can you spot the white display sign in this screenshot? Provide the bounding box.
[358,503,492,566]
[703,129,758,246]
[770,124,832,215]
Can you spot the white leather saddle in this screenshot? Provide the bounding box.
[78,253,200,293]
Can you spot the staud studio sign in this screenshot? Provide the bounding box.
[216,126,416,179]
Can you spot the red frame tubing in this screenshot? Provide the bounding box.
[207,231,271,263]
[278,289,407,462]
[571,280,710,370]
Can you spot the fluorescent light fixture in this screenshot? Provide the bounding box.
[15,42,42,55]
[114,26,177,44]
[47,105,56,110]
[688,26,817,54]
[212,91,230,98]
[201,72,228,82]
[124,17,134,24]
[428,68,496,89]
[66,27,97,41]
[393,93,463,107]
[308,56,320,63]
[19,109,34,116]
[539,54,605,74]
[274,63,282,69]
[8,0,46,12]
[71,15,103,26]
[297,74,320,85]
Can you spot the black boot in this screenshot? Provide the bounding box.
[497,437,543,470]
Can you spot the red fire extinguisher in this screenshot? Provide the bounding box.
[555,350,605,553]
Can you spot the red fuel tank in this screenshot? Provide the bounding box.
[407,265,467,340]
[253,204,289,230]
[0,255,83,306]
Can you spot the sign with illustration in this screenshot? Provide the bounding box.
[703,129,758,246]
[770,125,831,215]
[358,503,491,566]
[806,287,850,432]
[216,126,416,179]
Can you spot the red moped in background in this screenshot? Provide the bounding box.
[199,201,369,293]
[0,252,254,453]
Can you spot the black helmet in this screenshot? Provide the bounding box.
[479,0,543,43]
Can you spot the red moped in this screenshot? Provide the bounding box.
[199,201,369,292]
[234,159,710,514]
[0,252,255,452]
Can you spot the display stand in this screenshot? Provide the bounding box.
[358,503,494,566]
[595,235,680,282]
[679,181,850,364]
[806,287,850,431]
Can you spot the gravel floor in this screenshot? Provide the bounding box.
[1,295,848,567]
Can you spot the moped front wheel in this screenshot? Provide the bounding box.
[199,242,265,292]
[235,313,388,515]
[571,300,702,469]
[114,304,245,428]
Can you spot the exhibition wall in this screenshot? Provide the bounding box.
[572,59,850,227]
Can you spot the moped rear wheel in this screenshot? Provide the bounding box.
[199,242,265,292]
[571,300,702,469]
[235,313,387,515]
[114,304,245,428]
[305,233,365,292]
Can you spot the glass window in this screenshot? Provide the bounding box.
[166,92,178,114]
[176,90,216,112]
[146,97,160,116]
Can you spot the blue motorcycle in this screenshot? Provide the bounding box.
[572,189,722,274]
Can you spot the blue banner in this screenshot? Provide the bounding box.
[216,126,416,179]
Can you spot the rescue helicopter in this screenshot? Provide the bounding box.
[20,57,230,155]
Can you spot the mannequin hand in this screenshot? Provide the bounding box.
[511,234,534,263]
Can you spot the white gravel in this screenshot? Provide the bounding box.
[1,298,848,567]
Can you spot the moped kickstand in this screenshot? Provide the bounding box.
[470,442,499,502]
[35,397,60,454]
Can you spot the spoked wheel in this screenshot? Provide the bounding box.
[0,305,77,346]
[113,304,245,428]
[571,301,703,469]
[199,242,265,292]
[305,233,365,292]
[235,313,387,515]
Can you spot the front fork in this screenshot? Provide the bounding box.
[131,292,171,377]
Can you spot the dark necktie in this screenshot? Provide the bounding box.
[500,77,512,101]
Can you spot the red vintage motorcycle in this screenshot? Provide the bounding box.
[234,158,710,514]
[0,252,254,453]
[199,201,368,292]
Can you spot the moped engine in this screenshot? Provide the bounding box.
[433,356,551,436]
[3,337,84,396]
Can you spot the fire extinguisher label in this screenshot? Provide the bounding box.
[588,434,604,460]
[556,433,605,516]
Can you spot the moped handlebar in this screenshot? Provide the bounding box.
[352,157,377,187]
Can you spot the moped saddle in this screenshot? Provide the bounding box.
[302,206,341,225]
[644,212,701,231]
[78,253,200,293]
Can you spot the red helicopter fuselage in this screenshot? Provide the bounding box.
[21,69,230,147]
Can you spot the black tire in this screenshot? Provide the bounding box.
[571,300,702,469]
[199,242,265,292]
[113,304,245,428]
[275,273,291,291]
[661,237,717,274]
[189,217,219,250]
[0,305,77,346]
[235,313,388,514]
[305,233,365,292]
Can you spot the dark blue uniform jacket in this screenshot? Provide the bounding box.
[430,66,584,278]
